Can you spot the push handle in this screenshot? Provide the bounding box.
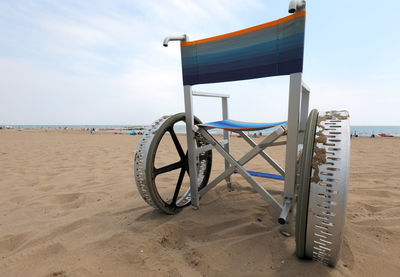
[163,34,188,47]
[288,0,306,13]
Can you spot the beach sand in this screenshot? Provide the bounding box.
[0,129,399,276]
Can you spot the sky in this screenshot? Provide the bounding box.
[0,0,399,126]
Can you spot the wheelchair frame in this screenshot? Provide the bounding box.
[163,1,308,237]
[135,0,350,266]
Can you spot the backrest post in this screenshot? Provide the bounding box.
[281,72,303,236]
[183,85,200,209]
[221,97,232,188]
[299,83,310,144]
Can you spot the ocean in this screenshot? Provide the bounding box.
[350,126,400,136]
[174,125,400,137]
[2,125,400,137]
[1,125,143,134]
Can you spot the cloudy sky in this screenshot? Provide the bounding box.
[1,0,399,125]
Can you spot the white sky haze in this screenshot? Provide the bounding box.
[0,0,399,125]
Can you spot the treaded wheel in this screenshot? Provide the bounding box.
[134,113,212,214]
[296,110,350,266]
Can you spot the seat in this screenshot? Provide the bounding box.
[197,120,287,131]
[197,119,288,184]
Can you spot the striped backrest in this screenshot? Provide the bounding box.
[180,11,306,86]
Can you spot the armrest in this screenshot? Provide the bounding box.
[192,91,230,124]
[192,91,230,99]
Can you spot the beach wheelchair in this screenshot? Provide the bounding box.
[134,0,350,267]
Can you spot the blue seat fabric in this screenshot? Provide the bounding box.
[197,119,287,131]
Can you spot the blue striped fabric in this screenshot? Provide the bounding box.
[197,119,287,131]
[180,12,306,85]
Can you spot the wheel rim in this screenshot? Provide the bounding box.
[134,113,212,214]
[305,110,350,266]
[296,110,350,266]
[296,109,319,258]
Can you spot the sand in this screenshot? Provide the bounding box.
[0,129,399,277]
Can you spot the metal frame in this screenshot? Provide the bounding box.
[197,127,286,205]
[192,90,232,189]
[237,131,285,176]
[182,87,232,209]
[198,127,285,212]
[183,85,199,208]
[187,77,309,236]
[280,73,303,235]
[163,1,309,236]
[190,75,309,231]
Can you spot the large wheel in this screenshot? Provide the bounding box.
[134,113,212,214]
[296,110,350,266]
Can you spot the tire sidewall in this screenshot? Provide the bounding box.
[144,113,211,214]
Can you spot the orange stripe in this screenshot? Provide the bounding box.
[181,11,305,47]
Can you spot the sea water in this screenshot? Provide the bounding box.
[174,125,400,136]
[350,126,400,136]
[3,125,400,137]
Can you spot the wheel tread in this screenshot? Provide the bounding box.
[306,110,350,266]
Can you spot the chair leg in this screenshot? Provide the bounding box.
[222,97,232,189]
[184,85,199,209]
[281,73,303,236]
[223,129,232,189]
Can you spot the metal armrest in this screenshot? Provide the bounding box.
[192,91,230,99]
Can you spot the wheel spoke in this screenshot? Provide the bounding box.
[184,153,190,176]
[154,161,183,176]
[169,128,186,160]
[172,167,186,205]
